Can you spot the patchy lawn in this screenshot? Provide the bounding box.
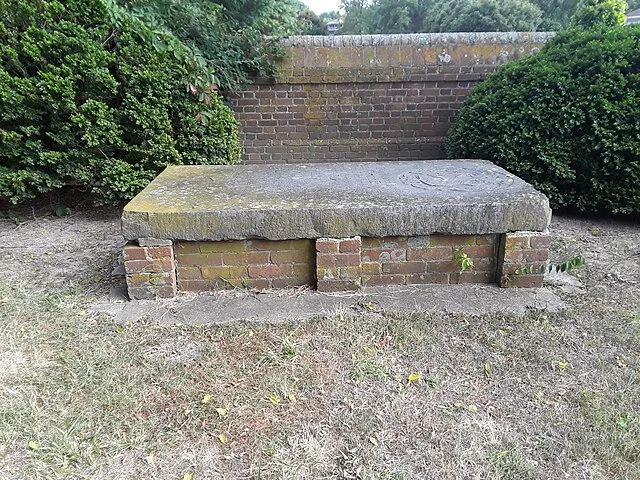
[0,203,639,479]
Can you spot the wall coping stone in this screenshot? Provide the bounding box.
[122,160,551,241]
[279,32,556,48]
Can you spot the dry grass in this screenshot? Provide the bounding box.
[1,277,639,479]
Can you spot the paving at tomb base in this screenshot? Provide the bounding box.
[121,160,552,300]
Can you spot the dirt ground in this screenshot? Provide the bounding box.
[0,198,639,480]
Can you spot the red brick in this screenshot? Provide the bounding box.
[150,259,175,272]
[472,257,497,272]
[124,260,149,274]
[362,275,406,286]
[175,242,201,254]
[461,245,496,258]
[270,250,313,264]
[361,248,406,263]
[476,235,498,246]
[382,262,426,274]
[176,253,224,266]
[406,247,452,261]
[176,266,202,280]
[317,279,360,292]
[179,279,222,292]
[222,253,249,265]
[505,236,530,250]
[316,239,339,253]
[248,264,289,278]
[146,246,173,258]
[123,245,147,261]
[530,235,551,249]
[430,235,475,247]
[428,260,460,273]
[405,273,450,285]
[317,253,360,267]
[247,252,270,264]
[504,249,549,263]
[382,237,409,249]
[339,238,361,253]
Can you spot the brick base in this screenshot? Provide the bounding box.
[175,239,315,291]
[123,239,177,300]
[316,237,362,292]
[497,231,550,288]
[361,234,497,286]
[123,231,550,298]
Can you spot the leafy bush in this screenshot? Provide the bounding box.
[118,0,285,90]
[0,0,241,205]
[447,26,640,214]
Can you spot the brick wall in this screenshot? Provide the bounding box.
[361,234,497,286]
[125,231,550,299]
[175,239,315,291]
[229,32,554,164]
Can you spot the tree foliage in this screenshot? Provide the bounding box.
[447,26,640,214]
[570,0,627,27]
[0,0,241,205]
[532,0,581,29]
[118,0,297,90]
[368,0,430,33]
[337,0,593,32]
[298,8,329,35]
[427,0,542,32]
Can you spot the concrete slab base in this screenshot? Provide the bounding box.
[89,284,566,325]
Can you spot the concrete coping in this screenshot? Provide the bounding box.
[279,32,556,48]
[122,160,552,242]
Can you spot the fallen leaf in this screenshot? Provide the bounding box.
[28,441,39,451]
[408,373,421,382]
[202,394,212,404]
[183,473,193,480]
[369,437,378,446]
[269,395,280,405]
[218,433,228,444]
[466,404,478,413]
[215,407,228,417]
[558,360,567,371]
[484,363,492,377]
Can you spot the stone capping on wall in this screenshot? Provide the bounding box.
[279,32,556,48]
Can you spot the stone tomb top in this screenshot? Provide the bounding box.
[122,160,551,241]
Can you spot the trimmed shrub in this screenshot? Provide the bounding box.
[447,26,640,214]
[0,0,241,205]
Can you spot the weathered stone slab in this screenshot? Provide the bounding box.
[122,160,551,241]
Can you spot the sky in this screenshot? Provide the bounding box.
[302,0,342,14]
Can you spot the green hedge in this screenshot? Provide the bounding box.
[0,0,241,205]
[447,26,640,214]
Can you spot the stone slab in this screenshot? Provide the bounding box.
[122,160,551,241]
[89,284,566,325]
